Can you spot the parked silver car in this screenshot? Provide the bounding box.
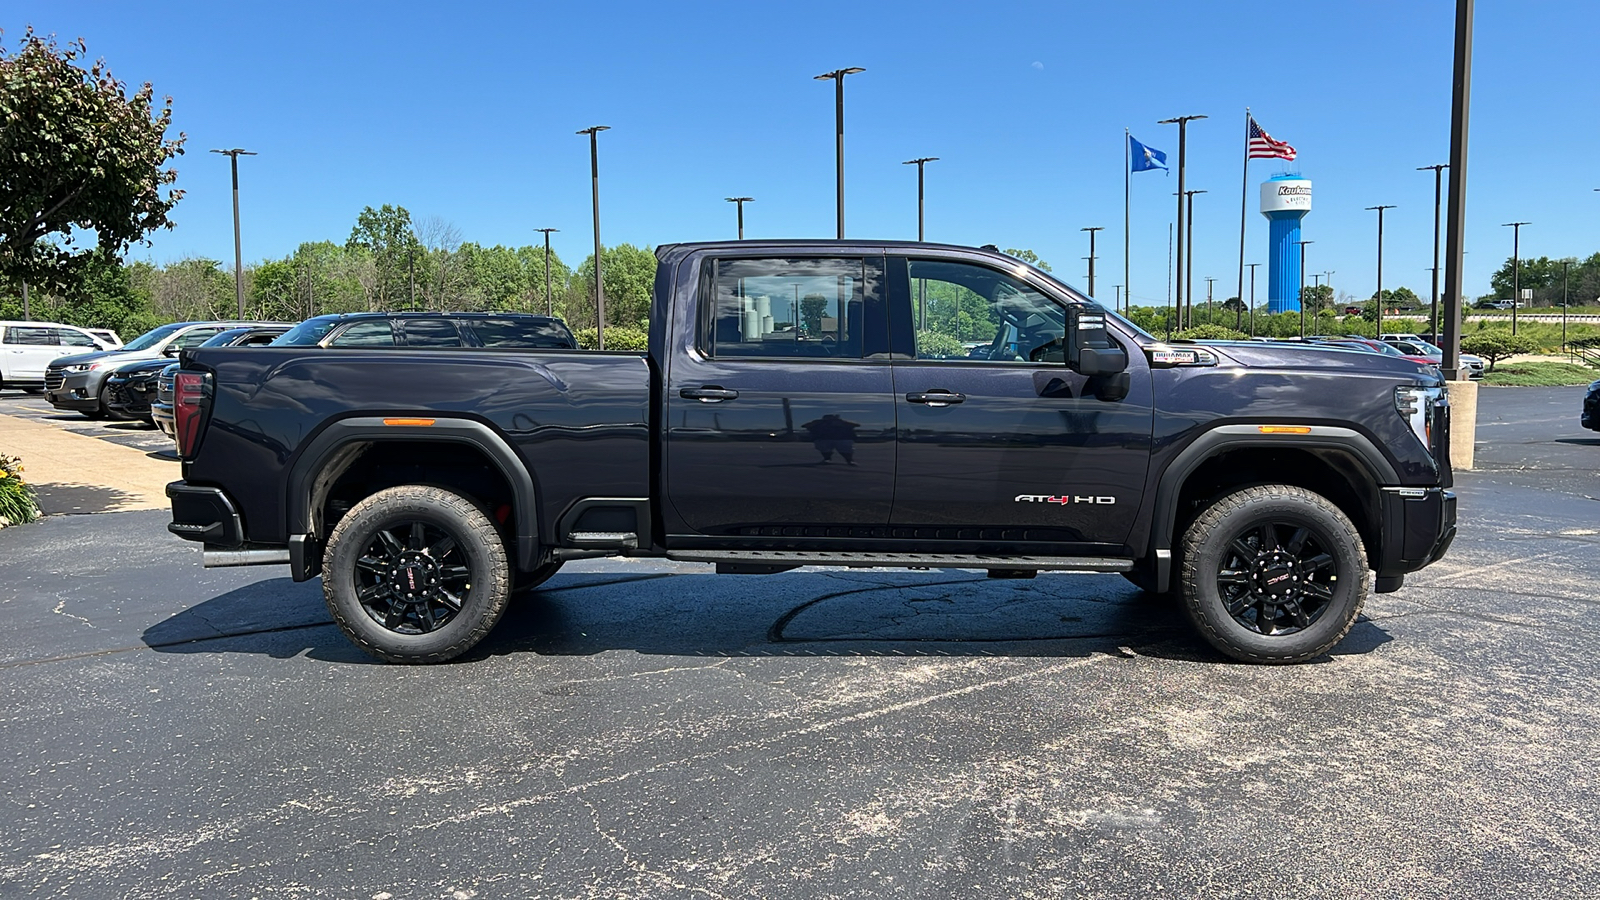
[45,321,277,418]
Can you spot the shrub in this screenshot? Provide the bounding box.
[1461,332,1538,372]
[571,326,649,351]
[1175,324,1249,341]
[915,330,966,358]
[0,454,40,526]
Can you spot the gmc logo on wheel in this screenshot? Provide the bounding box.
[1014,494,1116,505]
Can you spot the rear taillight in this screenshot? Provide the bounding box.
[174,371,212,459]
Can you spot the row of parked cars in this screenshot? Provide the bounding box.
[8,313,579,442]
[1246,333,1486,379]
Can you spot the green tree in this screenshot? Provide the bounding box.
[1299,284,1333,311]
[1461,331,1537,372]
[1002,248,1052,272]
[574,244,657,329]
[0,29,185,293]
[346,205,418,309]
[515,244,572,317]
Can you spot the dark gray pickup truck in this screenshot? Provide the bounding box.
[167,241,1455,664]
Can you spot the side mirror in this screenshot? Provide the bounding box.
[162,345,181,357]
[1066,307,1128,376]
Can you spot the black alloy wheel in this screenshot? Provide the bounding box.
[354,520,473,634]
[323,485,511,663]
[1180,484,1367,664]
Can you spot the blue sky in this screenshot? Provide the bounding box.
[7,1,1598,305]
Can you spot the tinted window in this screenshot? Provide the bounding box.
[3,326,55,345]
[401,319,463,348]
[172,327,226,349]
[59,329,98,347]
[328,321,396,348]
[235,332,281,346]
[272,317,341,346]
[122,323,186,351]
[710,258,872,359]
[468,318,577,349]
[905,259,1065,363]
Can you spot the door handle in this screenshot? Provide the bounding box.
[906,390,966,407]
[680,386,739,402]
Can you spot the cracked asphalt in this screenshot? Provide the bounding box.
[2,385,1598,899]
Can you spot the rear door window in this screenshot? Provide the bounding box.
[328,321,397,348]
[3,326,56,345]
[705,257,885,360]
[400,319,464,348]
[58,329,99,348]
[467,318,578,349]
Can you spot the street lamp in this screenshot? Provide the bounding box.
[902,157,938,241]
[1158,114,1207,331]
[1502,221,1529,335]
[725,197,753,240]
[1418,164,1449,340]
[1204,275,1216,323]
[210,148,257,318]
[534,228,558,316]
[1182,189,1206,330]
[1366,205,1396,336]
[1081,226,1104,297]
[815,67,865,239]
[1440,0,1474,380]
[577,125,610,349]
[1296,239,1313,338]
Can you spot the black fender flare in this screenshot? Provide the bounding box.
[1147,424,1398,592]
[285,416,540,575]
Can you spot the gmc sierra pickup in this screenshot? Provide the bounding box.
[166,241,1456,665]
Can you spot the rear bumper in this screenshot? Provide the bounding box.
[1376,487,1456,581]
[167,481,245,547]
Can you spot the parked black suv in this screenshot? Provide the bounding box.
[270,312,578,350]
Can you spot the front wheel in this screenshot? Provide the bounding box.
[322,485,511,663]
[1179,485,1367,664]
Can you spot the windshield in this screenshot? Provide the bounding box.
[271,317,341,346]
[122,322,186,352]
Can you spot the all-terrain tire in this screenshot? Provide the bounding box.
[322,485,511,663]
[1179,484,1367,664]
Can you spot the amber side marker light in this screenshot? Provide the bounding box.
[1258,425,1313,435]
[383,417,436,427]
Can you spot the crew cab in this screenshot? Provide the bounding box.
[166,242,1456,665]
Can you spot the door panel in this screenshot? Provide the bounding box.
[886,256,1153,548]
[665,255,896,537]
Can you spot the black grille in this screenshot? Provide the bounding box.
[44,367,65,390]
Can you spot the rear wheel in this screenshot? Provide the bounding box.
[1179,485,1367,664]
[322,485,511,663]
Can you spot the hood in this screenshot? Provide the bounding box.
[1195,340,1442,382]
[109,357,176,375]
[49,346,165,368]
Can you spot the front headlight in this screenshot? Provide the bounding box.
[1395,385,1446,452]
[65,361,110,372]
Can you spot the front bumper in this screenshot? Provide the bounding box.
[1375,487,1457,589]
[151,401,175,437]
[1583,392,1600,431]
[45,369,106,412]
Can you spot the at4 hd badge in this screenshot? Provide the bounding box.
[1014,494,1116,505]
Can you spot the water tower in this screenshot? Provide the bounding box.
[1261,174,1312,313]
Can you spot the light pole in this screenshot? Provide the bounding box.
[535,228,558,316]
[1562,259,1570,350]
[1183,189,1206,330]
[815,67,865,239]
[1366,205,1395,336]
[1081,226,1104,297]
[725,197,753,240]
[1441,0,1474,380]
[1502,221,1529,335]
[20,281,26,321]
[1158,114,1207,333]
[1247,262,1260,336]
[210,148,257,318]
[577,125,610,349]
[1113,285,1122,312]
[1296,240,1313,338]
[902,157,938,241]
[1418,164,1448,341]
[1204,276,1216,324]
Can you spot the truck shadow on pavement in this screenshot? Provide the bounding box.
[141,571,1393,666]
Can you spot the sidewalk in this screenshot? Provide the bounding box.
[0,412,176,514]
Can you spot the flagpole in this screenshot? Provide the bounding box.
[1236,107,1250,331]
[1124,128,1131,314]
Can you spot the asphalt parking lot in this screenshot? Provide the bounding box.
[2,386,1598,899]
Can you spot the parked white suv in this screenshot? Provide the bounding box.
[0,321,111,392]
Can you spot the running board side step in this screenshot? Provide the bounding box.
[665,550,1134,576]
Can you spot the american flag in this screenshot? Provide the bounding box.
[1247,116,1297,161]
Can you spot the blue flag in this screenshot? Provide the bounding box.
[1129,135,1168,173]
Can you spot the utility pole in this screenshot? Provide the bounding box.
[210,148,257,318]
[1113,285,1122,312]
[1296,240,1313,338]
[815,67,865,239]
[1158,114,1207,333]
[725,197,753,240]
[1204,276,1216,323]
[1562,259,1570,350]
[1366,206,1395,336]
[577,126,610,349]
[1502,221,1529,335]
[1082,226,1104,297]
[1247,263,1260,336]
[535,228,559,316]
[1418,164,1448,341]
[408,246,415,308]
[1183,189,1206,330]
[902,157,938,241]
[20,281,27,321]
